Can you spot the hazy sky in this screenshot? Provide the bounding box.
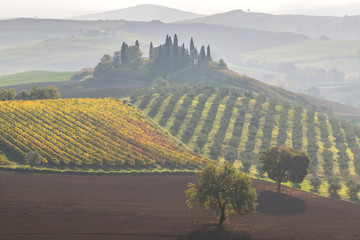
[1,0,360,18]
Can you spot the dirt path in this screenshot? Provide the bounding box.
[0,170,359,240]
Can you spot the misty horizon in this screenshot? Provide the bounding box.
[1,1,360,19]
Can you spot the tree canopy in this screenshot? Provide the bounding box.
[186,162,257,227]
[260,146,310,192]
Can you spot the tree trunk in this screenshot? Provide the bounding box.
[277,181,281,193]
[218,205,226,228]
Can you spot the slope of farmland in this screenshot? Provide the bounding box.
[1,171,360,240]
[0,98,206,172]
[133,86,360,199]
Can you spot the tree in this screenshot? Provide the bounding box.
[328,177,341,198]
[310,175,322,192]
[120,42,129,65]
[135,40,140,48]
[24,149,43,167]
[200,46,206,63]
[186,162,257,228]
[345,178,360,200]
[260,146,310,192]
[224,145,238,163]
[207,45,212,61]
[149,41,154,59]
[155,77,169,87]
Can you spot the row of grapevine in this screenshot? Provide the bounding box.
[133,87,360,180]
[0,98,206,169]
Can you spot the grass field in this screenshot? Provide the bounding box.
[0,71,74,87]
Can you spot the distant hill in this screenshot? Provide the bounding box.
[71,4,204,23]
[0,98,206,172]
[180,10,360,40]
[0,18,307,75]
[285,3,360,17]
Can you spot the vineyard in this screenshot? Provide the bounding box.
[0,98,206,171]
[133,86,360,196]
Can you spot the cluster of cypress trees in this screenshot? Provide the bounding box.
[150,35,212,77]
[93,34,213,81]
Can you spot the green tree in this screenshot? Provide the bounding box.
[328,177,341,198]
[224,145,238,163]
[16,90,30,100]
[44,86,61,99]
[24,149,43,167]
[6,88,16,100]
[155,77,169,87]
[186,162,257,228]
[345,178,360,200]
[135,40,140,48]
[310,175,322,192]
[260,146,310,192]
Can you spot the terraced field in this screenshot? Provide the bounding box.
[133,86,360,199]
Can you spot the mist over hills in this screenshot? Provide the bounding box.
[180,10,360,40]
[1,4,359,107]
[286,3,360,17]
[71,4,204,23]
[0,18,307,75]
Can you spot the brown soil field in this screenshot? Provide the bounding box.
[0,170,359,240]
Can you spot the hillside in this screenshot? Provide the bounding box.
[0,71,73,87]
[0,18,307,75]
[166,62,360,120]
[180,10,360,40]
[71,4,204,22]
[0,98,206,172]
[133,86,360,199]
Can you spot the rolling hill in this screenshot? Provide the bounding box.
[165,62,360,120]
[0,98,206,172]
[180,10,360,40]
[0,71,73,87]
[0,18,307,75]
[133,86,360,199]
[71,4,204,22]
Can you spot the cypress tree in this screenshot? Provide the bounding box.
[181,44,186,68]
[173,34,179,68]
[194,47,198,64]
[207,45,212,61]
[120,42,129,65]
[190,37,195,66]
[135,40,140,48]
[113,51,121,68]
[200,46,206,63]
[190,37,195,54]
[173,34,178,48]
[149,41,154,59]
